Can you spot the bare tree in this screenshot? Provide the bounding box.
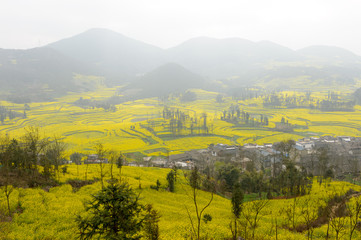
[242,199,269,239]
[347,196,361,240]
[1,184,14,216]
[116,152,126,181]
[94,143,108,189]
[70,152,82,176]
[184,167,213,240]
[84,162,89,182]
[330,214,347,240]
[108,150,119,181]
[285,197,300,230]
[301,197,319,240]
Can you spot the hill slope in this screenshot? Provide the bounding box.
[5,165,361,240]
[48,28,165,84]
[123,62,205,98]
[0,47,91,102]
[298,45,361,64]
[2,28,361,102]
[166,37,301,78]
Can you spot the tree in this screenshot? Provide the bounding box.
[217,164,240,192]
[1,184,14,216]
[77,182,145,240]
[116,153,126,180]
[22,126,49,172]
[70,152,82,165]
[347,196,361,240]
[301,197,319,240]
[284,197,300,230]
[274,139,296,164]
[156,180,161,191]
[185,167,213,240]
[94,143,108,189]
[143,204,160,240]
[242,199,269,239]
[167,170,176,192]
[70,152,82,176]
[330,214,346,240]
[316,146,330,178]
[108,151,119,181]
[45,136,67,180]
[201,113,208,134]
[216,94,224,103]
[230,183,244,240]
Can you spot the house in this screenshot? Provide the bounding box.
[295,141,314,151]
[85,154,108,164]
[175,161,191,169]
[263,143,273,148]
[128,161,138,167]
[151,157,168,168]
[243,143,258,149]
[338,136,351,142]
[210,143,238,157]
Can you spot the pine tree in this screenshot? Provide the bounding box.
[77,182,145,240]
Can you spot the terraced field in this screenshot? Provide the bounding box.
[1,87,361,157]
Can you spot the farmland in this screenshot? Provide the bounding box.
[1,86,361,158]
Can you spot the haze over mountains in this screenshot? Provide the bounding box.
[1,28,361,102]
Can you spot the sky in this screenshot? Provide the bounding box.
[1,0,361,54]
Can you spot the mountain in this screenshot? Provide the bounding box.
[47,28,165,84]
[0,47,92,102]
[298,45,361,64]
[221,45,361,90]
[123,63,205,98]
[2,28,361,102]
[165,37,301,78]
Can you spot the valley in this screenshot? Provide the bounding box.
[2,27,361,240]
[1,86,361,159]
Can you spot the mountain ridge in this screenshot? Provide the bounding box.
[1,28,361,102]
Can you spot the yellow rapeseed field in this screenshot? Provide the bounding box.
[1,87,361,157]
[2,165,361,239]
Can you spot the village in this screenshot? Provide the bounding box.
[94,136,361,179]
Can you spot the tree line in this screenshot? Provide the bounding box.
[144,107,214,137]
[220,104,269,127]
[0,105,26,124]
[263,91,355,111]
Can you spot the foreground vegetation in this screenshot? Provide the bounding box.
[0,163,361,239]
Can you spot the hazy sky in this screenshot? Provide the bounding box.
[1,0,361,54]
